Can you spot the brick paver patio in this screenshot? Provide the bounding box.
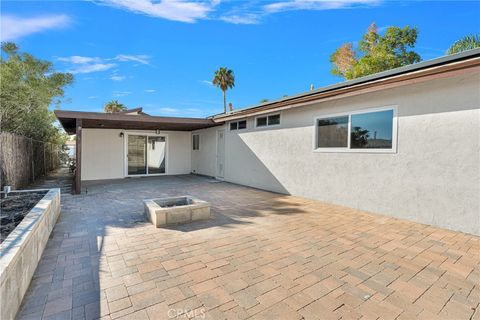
[16,175,479,320]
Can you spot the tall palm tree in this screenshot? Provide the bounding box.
[447,34,480,55]
[104,100,126,113]
[212,67,235,113]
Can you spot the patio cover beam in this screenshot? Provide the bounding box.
[55,110,221,135]
[75,118,82,194]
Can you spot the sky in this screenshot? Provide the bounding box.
[1,0,479,118]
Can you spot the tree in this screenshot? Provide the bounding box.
[330,23,421,80]
[447,34,480,55]
[259,99,269,103]
[212,67,235,113]
[104,100,126,113]
[0,42,73,144]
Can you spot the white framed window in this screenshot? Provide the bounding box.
[314,106,397,153]
[192,134,200,150]
[229,119,247,131]
[255,113,280,128]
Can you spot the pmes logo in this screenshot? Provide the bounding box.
[168,308,206,319]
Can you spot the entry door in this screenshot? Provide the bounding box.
[216,129,225,179]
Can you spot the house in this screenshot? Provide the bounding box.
[55,48,480,235]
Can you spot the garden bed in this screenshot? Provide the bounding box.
[0,188,61,320]
[0,191,48,243]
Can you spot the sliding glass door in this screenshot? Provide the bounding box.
[127,135,147,175]
[127,134,166,175]
[147,137,166,174]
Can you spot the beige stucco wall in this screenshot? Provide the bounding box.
[81,129,191,180]
[192,72,480,235]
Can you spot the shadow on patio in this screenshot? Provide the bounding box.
[16,174,309,319]
[15,173,480,320]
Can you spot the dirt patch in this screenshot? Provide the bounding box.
[0,191,47,243]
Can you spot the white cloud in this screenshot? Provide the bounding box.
[220,14,261,25]
[158,107,180,114]
[0,14,71,41]
[113,91,132,97]
[264,0,379,13]
[110,75,126,81]
[70,63,116,74]
[144,89,156,93]
[58,53,151,75]
[200,80,213,86]
[58,56,101,64]
[98,0,218,23]
[115,54,151,65]
[88,96,98,99]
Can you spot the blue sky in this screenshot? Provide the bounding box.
[1,1,479,118]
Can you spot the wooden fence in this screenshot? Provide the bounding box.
[0,132,63,190]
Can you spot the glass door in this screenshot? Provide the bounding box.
[127,135,147,175]
[127,134,166,175]
[147,137,166,174]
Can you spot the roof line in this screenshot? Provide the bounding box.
[54,110,215,123]
[212,48,480,120]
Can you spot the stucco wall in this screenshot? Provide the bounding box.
[82,129,191,180]
[192,72,480,235]
[191,128,219,177]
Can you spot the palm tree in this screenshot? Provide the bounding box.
[447,34,480,55]
[104,100,126,113]
[212,67,235,113]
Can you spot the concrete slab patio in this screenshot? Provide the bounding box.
[16,174,479,320]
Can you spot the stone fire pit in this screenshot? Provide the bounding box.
[143,196,211,227]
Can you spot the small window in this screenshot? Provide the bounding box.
[268,114,280,126]
[256,117,267,127]
[230,119,247,131]
[238,120,247,129]
[192,134,200,150]
[256,114,280,128]
[315,108,395,152]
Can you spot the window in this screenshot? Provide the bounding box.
[192,134,200,150]
[315,108,396,152]
[317,116,348,148]
[256,117,267,127]
[230,120,247,131]
[256,114,280,127]
[268,114,280,126]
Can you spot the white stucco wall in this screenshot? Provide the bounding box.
[192,72,480,235]
[81,129,124,180]
[81,129,191,180]
[191,128,219,177]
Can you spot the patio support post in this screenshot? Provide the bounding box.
[75,118,82,194]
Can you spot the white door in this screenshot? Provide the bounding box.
[216,129,225,179]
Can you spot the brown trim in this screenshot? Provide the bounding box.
[214,57,480,122]
[75,119,82,194]
[55,110,221,134]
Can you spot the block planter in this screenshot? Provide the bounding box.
[0,188,61,320]
[144,196,211,227]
